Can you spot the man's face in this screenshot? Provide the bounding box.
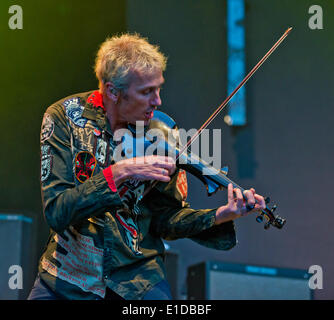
[117,69,164,126]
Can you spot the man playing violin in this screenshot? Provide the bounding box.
[28,33,266,300]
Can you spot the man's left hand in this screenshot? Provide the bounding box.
[214,183,266,225]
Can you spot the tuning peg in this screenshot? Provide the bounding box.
[274,216,286,229]
[271,205,277,213]
[256,214,264,223]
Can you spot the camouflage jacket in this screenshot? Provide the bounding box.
[38,90,236,300]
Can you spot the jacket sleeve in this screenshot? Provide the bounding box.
[40,104,123,233]
[146,169,237,250]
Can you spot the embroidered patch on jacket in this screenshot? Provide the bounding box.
[41,144,52,182]
[63,97,88,128]
[118,182,145,215]
[41,227,106,298]
[40,113,54,143]
[75,151,97,183]
[176,169,188,201]
[115,212,142,256]
[95,138,108,166]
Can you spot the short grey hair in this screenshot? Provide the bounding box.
[94,33,167,93]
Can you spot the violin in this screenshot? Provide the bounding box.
[125,113,286,230]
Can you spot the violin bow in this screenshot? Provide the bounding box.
[179,27,293,156]
[141,27,293,199]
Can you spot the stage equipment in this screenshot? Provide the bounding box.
[0,214,34,300]
[187,261,312,300]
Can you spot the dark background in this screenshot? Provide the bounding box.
[0,0,333,299]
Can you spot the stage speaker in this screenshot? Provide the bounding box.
[164,248,179,300]
[187,261,312,300]
[0,214,34,300]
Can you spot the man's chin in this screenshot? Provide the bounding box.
[143,119,151,126]
[128,120,149,131]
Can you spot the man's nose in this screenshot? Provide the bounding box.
[151,89,162,106]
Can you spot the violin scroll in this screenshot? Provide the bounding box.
[255,198,286,230]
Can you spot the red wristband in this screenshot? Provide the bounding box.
[103,166,117,192]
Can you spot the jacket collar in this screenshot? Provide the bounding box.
[82,90,113,135]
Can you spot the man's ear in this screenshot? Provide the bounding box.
[105,82,119,103]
